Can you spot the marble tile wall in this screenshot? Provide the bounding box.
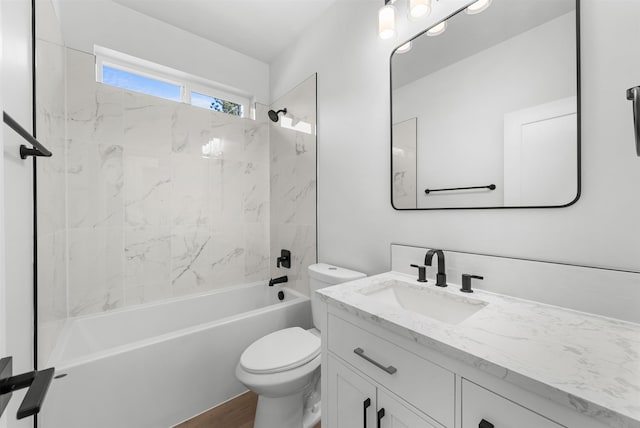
[37,47,272,333]
[36,36,67,367]
[269,75,317,295]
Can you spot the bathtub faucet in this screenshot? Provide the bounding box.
[269,276,288,287]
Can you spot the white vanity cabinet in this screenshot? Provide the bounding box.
[327,354,442,428]
[323,309,611,428]
[326,313,453,427]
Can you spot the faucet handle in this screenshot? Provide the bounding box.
[409,264,427,283]
[461,274,483,293]
[276,249,291,269]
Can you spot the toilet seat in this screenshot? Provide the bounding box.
[240,327,320,374]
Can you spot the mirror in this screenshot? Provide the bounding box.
[391,0,579,209]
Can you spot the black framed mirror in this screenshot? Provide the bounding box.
[390,0,580,210]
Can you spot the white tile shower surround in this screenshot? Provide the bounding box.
[269,74,317,296]
[318,245,640,428]
[36,38,67,325]
[36,37,68,365]
[37,48,273,321]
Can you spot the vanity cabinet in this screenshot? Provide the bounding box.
[327,354,441,428]
[324,309,609,428]
[327,314,453,427]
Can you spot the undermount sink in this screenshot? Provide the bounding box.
[359,279,488,324]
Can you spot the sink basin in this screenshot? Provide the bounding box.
[359,280,487,324]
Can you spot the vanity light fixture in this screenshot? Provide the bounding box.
[396,41,413,53]
[408,0,431,20]
[378,0,397,40]
[465,0,492,15]
[426,20,447,36]
[379,0,442,41]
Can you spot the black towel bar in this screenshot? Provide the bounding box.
[0,357,55,420]
[2,111,52,159]
[425,184,496,194]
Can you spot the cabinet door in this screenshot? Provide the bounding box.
[328,355,377,428]
[378,389,441,428]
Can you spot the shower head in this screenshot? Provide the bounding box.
[268,108,287,122]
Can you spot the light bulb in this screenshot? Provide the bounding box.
[409,0,431,20]
[426,21,447,36]
[378,3,397,40]
[466,0,492,15]
[396,41,412,54]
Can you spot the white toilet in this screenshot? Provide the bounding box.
[236,263,366,428]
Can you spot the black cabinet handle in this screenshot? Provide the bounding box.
[479,419,494,428]
[363,398,371,428]
[354,348,397,374]
[377,408,385,428]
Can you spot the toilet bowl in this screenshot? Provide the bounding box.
[236,263,366,428]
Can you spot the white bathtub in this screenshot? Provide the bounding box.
[39,282,312,428]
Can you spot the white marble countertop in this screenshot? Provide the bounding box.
[317,271,640,428]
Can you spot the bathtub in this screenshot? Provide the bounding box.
[39,282,311,428]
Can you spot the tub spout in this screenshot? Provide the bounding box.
[269,276,288,287]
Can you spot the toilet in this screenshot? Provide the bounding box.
[236,263,366,428]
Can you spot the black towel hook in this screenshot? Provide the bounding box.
[626,86,640,156]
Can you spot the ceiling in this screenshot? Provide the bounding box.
[111,0,338,63]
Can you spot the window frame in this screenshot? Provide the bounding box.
[95,46,253,118]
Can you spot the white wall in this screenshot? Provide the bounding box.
[270,0,640,275]
[2,0,35,426]
[393,13,576,208]
[55,0,270,104]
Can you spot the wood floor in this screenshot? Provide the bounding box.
[175,391,321,428]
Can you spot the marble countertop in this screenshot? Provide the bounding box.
[317,271,640,428]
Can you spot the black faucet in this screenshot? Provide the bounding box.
[424,249,447,287]
[269,276,288,286]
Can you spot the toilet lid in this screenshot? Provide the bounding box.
[240,327,321,374]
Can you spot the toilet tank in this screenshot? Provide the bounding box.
[308,263,366,330]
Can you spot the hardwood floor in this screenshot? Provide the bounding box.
[175,391,321,428]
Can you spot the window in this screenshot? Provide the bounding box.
[95,46,253,118]
[191,91,243,117]
[102,65,182,102]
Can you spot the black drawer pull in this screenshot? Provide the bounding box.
[479,419,494,428]
[353,348,397,374]
[377,408,385,428]
[363,398,371,427]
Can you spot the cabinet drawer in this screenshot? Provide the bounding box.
[462,379,564,428]
[328,314,454,427]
